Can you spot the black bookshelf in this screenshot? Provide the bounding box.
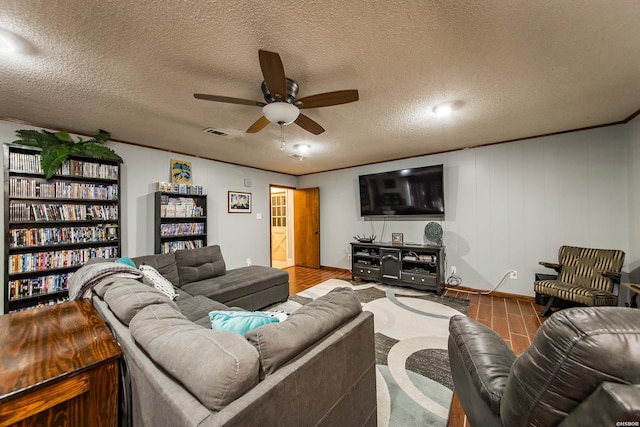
[3,143,122,313]
[154,191,207,254]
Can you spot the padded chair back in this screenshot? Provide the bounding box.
[557,245,625,292]
[500,306,640,427]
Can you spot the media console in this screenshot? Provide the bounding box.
[351,241,445,295]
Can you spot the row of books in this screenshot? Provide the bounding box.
[9,224,118,248]
[157,181,204,195]
[9,202,119,222]
[10,177,119,200]
[160,222,205,237]
[161,239,204,253]
[8,273,70,300]
[8,246,120,274]
[9,151,119,179]
[160,196,205,218]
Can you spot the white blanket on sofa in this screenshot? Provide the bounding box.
[68,262,143,300]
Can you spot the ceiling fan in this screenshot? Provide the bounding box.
[194,50,359,135]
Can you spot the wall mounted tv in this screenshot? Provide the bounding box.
[358,164,445,219]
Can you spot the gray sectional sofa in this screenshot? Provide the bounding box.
[132,245,290,311]
[86,245,377,427]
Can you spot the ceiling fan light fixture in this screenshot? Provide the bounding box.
[262,102,300,125]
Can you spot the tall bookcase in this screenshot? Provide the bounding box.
[3,144,122,313]
[154,191,207,254]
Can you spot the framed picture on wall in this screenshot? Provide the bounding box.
[171,159,192,184]
[391,232,404,245]
[228,191,252,213]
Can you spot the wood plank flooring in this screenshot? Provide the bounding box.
[284,266,547,427]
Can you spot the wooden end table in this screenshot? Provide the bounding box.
[0,300,122,426]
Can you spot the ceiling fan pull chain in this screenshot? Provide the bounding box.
[280,124,285,150]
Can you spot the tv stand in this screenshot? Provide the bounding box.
[351,242,445,295]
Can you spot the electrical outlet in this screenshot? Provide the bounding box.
[347,254,352,262]
[246,258,252,266]
[510,270,518,279]
[451,266,457,274]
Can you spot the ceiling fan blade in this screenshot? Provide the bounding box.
[259,50,287,101]
[295,90,359,109]
[194,93,266,107]
[294,113,325,135]
[246,116,270,133]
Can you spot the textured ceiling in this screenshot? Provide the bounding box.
[1,1,639,175]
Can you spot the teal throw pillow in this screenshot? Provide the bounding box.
[116,257,137,268]
[209,311,279,335]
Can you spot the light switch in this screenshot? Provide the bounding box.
[256,213,262,219]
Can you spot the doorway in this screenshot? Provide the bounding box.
[270,186,295,268]
[269,185,321,269]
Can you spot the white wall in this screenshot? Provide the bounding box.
[0,120,296,312]
[627,115,640,282]
[299,124,632,297]
[2,117,637,312]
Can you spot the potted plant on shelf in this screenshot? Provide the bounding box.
[12,128,122,179]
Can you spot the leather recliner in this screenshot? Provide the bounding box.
[448,306,640,427]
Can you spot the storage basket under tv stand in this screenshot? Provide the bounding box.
[351,242,445,295]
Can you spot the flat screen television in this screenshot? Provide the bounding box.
[358,164,444,218]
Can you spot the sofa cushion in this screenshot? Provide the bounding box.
[129,303,260,411]
[245,287,362,378]
[180,265,288,305]
[132,253,180,286]
[175,245,226,286]
[140,264,177,300]
[103,280,178,325]
[209,310,279,335]
[116,256,137,268]
[175,295,231,321]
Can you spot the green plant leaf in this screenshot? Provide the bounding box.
[41,145,70,179]
[13,129,60,147]
[54,131,73,142]
[93,129,111,144]
[13,128,121,179]
[80,143,122,160]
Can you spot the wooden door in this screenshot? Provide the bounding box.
[294,187,320,268]
[270,191,287,262]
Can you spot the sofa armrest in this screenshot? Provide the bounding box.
[448,315,516,417]
[539,261,562,273]
[558,382,640,427]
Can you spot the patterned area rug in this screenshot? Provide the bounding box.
[274,279,470,427]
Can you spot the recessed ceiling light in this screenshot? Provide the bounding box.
[0,32,17,53]
[433,102,454,116]
[293,144,310,153]
[0,28,33,54]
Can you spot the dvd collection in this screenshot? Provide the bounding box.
[8,273,70,300]
[9,202,118,222]
[9,150,119,179]
[8,246,120,275]
[10,177,118,200]
[161,239,204,253]
[9,224,118,248]
[160,222,204,237]
[156,181,203,195]
[160,195,204,218]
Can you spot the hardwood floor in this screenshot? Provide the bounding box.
[284,265,547,427]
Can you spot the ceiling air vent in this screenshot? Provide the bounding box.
[202,127,230,137]
[288,154,304,161]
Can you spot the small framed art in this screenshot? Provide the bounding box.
[171,159,193,184]
[391,232,404,245]
[228,191,252,213]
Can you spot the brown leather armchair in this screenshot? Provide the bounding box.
[448,306,640,427]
